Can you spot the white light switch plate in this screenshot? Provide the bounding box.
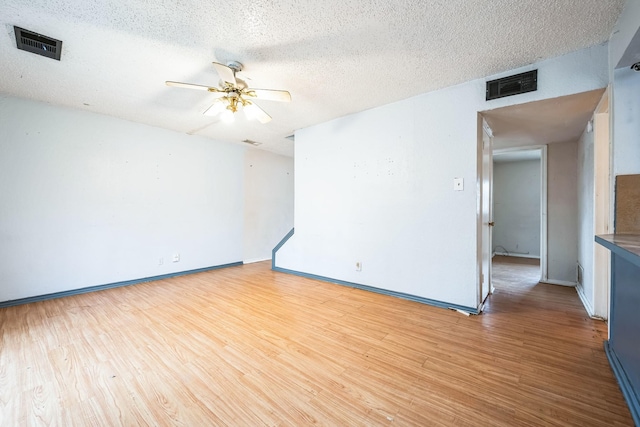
[454,177,464,191]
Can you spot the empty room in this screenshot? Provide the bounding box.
[1,0,640,425]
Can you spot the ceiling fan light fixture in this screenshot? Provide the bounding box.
[221,108,235,123]
[169,60,290,125]
[243,102,259,120]
[204,101,225,116]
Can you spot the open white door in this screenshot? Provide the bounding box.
[479,120,493,308]
[593,89,611,320]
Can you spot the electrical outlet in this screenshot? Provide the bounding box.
[159,257,163,266]
[172,253,180,262]
[355,261,362,271]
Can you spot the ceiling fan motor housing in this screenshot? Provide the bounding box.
[227,61,243,73]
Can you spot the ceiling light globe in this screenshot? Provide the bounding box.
[244,103,257,120]
[221,109,235,123]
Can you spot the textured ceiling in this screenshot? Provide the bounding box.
[0,0,625,156]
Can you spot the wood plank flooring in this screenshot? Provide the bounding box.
[0,260,633,426]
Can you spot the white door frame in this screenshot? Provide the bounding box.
[592,87,611,320]
[486,145,548,284]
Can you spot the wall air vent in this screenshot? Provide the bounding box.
[486,70,537,101]
[242,139,262,146]
[14,26,62,61]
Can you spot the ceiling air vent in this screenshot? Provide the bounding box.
[486,70,537,101]
[243,139,262,146]
[14,26,62,61]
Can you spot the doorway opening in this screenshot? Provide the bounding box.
[492,147,546,290]
[477,88,608,312]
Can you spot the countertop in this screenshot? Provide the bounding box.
[595,234,640,267]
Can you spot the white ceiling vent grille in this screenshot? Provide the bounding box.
[14,26,62,61]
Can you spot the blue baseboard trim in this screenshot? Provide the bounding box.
[272,266,479,314]
[0,261,243,309]
[272,227,295,270]
[604,340,640,426]
[270,227,477,313]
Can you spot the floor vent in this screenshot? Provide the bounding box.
[486,70,537,100]
[14,26,62,61]
[577,263,584,286]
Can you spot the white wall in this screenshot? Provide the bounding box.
[276,45,608,309]
[609,0,640,69]
[243,148,294,263]
[493,159,541,258]
[547,141,579,284]
[577,126,595,300]
[612,67,640,177]
[0,95,245,302]
[610,0,640,179]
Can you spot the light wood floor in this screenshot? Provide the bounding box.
[0,261,633,426]
[491,255,541,290]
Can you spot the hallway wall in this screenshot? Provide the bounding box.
[493,159,541,258]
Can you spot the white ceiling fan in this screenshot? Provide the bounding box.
[166,61,291,124]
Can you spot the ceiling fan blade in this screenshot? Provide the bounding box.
[166,81,213,91]
[166,81,226,98]
[212,62,237,86]
[244,102,272,124]
[246,88,291,102]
